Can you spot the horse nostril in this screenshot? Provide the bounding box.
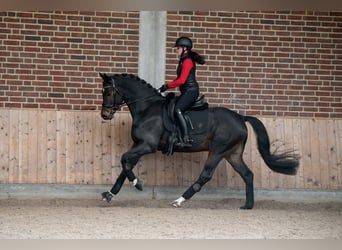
[101,113,107,119]
[101,114,112,120]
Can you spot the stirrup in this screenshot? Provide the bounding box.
[175,141,192,147]
[184,136,193,144]
[176,136,192,147]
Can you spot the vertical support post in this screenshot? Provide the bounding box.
[138,11,167,88]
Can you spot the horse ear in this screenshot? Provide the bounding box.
[100,73,110,80]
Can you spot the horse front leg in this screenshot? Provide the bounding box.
[121,150,145,191]
[101,157,143,203]
[102,142,156,202]
[171,152,222,207]
[102,171,126,202]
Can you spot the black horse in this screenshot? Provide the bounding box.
[99,73,300,209]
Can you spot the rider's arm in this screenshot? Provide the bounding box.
[167,58,194,89]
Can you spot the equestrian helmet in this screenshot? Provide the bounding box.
[174,36,193,50]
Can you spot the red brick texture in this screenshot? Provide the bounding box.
[1,11,341,118]
[0,11,140,110]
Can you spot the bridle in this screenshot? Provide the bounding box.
[101,80,126,112]
[101,78,159,113]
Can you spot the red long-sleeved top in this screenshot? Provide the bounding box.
[167,58,194,89]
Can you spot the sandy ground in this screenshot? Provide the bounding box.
[0,197,341,239]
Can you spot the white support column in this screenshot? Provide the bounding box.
[138,11,167,88]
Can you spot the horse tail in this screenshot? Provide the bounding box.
[244,116,300,175]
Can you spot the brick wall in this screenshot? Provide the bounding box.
[0,11,140,110]
[0,11,341,118]
[166,11,342,118]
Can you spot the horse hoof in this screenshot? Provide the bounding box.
[170,200,182,208]
[170,197,185,208]
[240,204,253,210]
[170,202,181,208]
[101,191,113,202]
[134,179,144,191]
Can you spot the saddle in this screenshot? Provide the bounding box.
[162,93,209,155]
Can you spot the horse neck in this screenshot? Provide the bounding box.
[118,80,162,115]
[120,83,156,103]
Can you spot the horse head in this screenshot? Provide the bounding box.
[99,73,125,120]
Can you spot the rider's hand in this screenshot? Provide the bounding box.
[158,84,168,93]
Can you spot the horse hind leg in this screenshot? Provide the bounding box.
[171,151,223,207]
[225,146,254,209]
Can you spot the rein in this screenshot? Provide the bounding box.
[125,95,160,105]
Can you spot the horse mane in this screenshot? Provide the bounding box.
[112,73,161,95]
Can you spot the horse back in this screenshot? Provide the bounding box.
[209,107,248,140]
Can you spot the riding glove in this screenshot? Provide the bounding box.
[158,84,168,93]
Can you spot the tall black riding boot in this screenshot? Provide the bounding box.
[175,109,192,147]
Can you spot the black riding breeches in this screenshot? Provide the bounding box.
[175,89,199,113]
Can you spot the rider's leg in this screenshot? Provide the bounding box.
[175,108,192,146]
[174,90,198,146]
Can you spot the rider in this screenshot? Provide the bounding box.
[159,36,205,147]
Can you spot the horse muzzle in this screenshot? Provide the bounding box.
[101,108,115,120]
